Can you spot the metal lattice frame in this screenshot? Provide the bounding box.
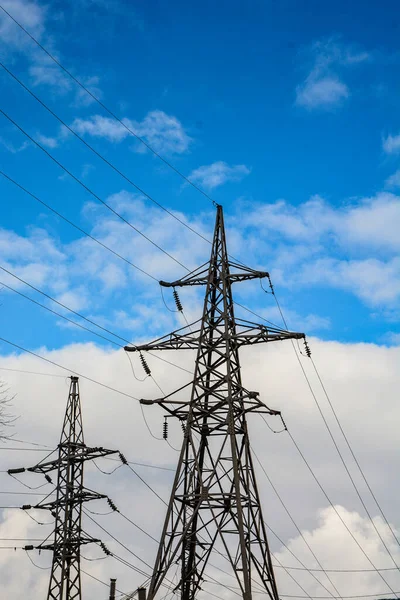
[126,205,305,600]
[24,377,117,600]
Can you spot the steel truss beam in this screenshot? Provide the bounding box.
[125,205,304,600]
[17,377,117,600]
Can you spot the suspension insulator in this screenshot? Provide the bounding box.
[163,418,168,440]
[304,339,312,358]
[119,452,128,465]
[181,420,186,433]
[107,498,118,512]
[101,542,112,556]
[45,475,52,484]
[173,289,183,312]
[268,275,275,294]
[139,352,151,376]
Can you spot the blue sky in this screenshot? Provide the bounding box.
[3,3,400,598]
[1,0,400,354]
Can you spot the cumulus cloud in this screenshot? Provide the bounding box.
[295,38,369,110]
[236,192,400,310]
[382,133,400,155]
[385,169,400,188]
[188,161,250,190]
[296,75,349,110]
[0,0,45,48]
[0,0,101,104]
[0,338,400,597]
[71,110,192,154]
[242,193,400,252]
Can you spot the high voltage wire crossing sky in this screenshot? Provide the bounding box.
[0,4,399,600]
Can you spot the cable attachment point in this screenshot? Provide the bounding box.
[173,288,183,312]
[107,498,118,512]
[304,338,312,358]
[163,417,169,440]
[139,352,151,376]
[119,452,128,465]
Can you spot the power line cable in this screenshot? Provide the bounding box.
[252,446,342,599]
[120,450,337,598]
[0,366,65,378]
[1,166,281,339]
[81,569,131,597]
[0,108,188,271]
[265,284,400,571]
[0,169,158,281]
[0,335,140,401]
[0,62,212,243]
[0,256,192,376]
[0,8,217,217]
[2,437,52,448]
[310,355,400,550]
[281,422,398,595]
[0,276,124,348]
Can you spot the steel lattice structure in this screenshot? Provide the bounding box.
[125,204,305,600]
[12,376,117,600]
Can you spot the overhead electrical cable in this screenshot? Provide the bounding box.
[265,285,400,571]
[1,167,282,334]
[118,449,344,598]
[252,447,343,599]
[0,366,65,378]
[0,263,192,376]
[268,419,399,595]
[80,569,131,597]
[0,7,217,216]
[0,277,124,348]
[0,108,188,271]
[0,335,140,401]
[0,170,158,282]
[0,62,212,244]
[310,355,400,549]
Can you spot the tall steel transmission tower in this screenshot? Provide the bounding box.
[125,205,305,600]
[10,376,117,600]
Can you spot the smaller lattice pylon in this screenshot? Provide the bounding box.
[9,376,118,600]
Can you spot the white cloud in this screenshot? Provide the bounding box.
[133,110,191,155]
[385,169,400,188]
[0,0,102,104]
[71,110,192,154]
[70,115,128,142]
[300,256,400,307]
[36,133,59,148]
[1,338,400,597]
[295,39,369,110]
[296,75,349,110]
[0,0,45,47]
[0,136,30,154]
[236,192,400,310]
[188,161,250,190]
[382,133,400,155]
[242,193,400,252]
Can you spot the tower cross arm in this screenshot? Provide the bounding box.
[25,447,118,475]
[125,320,305,353]
[160,261,269,288]
[34,489,108,512]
